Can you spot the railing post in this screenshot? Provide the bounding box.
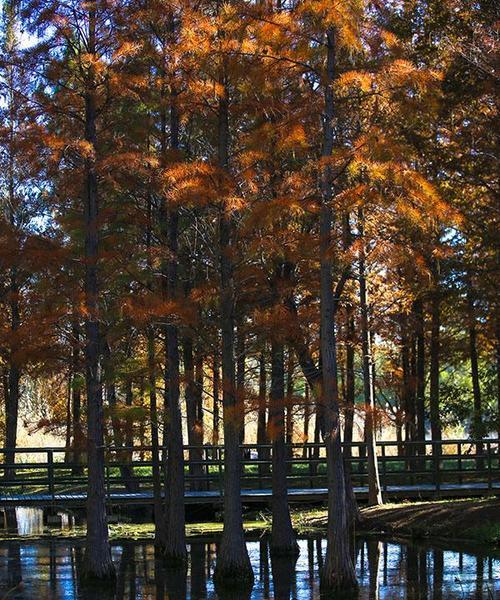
[458,442,462,485]
[48,450,55,504]
[381,445,387,492]
[487,441,492,493]
[433,441,440,498]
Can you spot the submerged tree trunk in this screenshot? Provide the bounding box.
[213,70,253,588]
[269,342,299,556]
[319,27,358,595]
[358,209,382,506]
[82,6,114,581]
[163,202,186,563]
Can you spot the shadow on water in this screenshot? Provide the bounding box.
[0,530,498,599]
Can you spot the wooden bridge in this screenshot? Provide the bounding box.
[0,439,498,509]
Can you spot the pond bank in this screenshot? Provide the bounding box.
[1,497,498,549]
[295,496,500,547]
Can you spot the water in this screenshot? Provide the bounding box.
[0,507,498,599]
[0,533,498,599]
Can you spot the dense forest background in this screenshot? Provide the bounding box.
[0,0,497,451]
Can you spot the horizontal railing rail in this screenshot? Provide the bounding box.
[0,438,498,506]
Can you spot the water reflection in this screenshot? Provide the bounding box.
[0,535,497,599]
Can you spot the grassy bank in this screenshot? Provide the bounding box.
[294,496,500,546]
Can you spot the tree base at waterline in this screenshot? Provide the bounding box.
[213,561,254,591]
[319,571,359,599]
[79,560,116,586]
[269,539,300,557]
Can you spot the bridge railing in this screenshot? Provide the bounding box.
[0,438,498,504]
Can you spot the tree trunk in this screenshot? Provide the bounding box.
[184,335,204,491]
[82,5,114,581]
[319,27,358,595]
[213,70,253,588]
[147,327,164,546]
[467,277,483,464]
[257,351,269,478]
[162,208,186,563]
[4,270,20,480]
[71,319,84,475]
[160,29,186,560]
[285,349,294,472]
[236,325,246,444]
[212,352,220,447]
[103,341,137,493]
[429,275,442,462]
[358,209,382,506]
[269,343,299,556]
[344,311,360,523]
[302,383,310,459]
[414,298,426,460]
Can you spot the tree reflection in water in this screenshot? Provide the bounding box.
[0,535,498,599]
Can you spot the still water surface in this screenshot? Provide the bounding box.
[0,509,498,599]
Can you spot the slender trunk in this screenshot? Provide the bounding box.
[103,342,137,493]
[401,312,415,456]
[82,6,114,581]
[160,20,186,559]
[344,311,360,523]
[358,209,382,506]
[212,352,220,447]
[257,351,269,478]
[467,277,483,463]
[145,328,163,548]
[302,383,310,458]
[213,68,253,589]
[163,203,186,563]
[285,349,294,472]
[236,325,246,444]
[319,27,357,594]
[269,343,298,555]
[429,276,442,460]
[184,335,204,491]
[4,269,20,480]
[414,298,426,458]
[496,312,500,441]
[71,319,84,475]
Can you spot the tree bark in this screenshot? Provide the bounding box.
[319,27,357,595]
[358,209,382,506]
[429,273,442,462]
[146,327,164,548]
[82,5,114,581]
[236,325,246,444]
[467,276,483,464]
[212,352,220,447]
[414,298,426,460]
[257,351,269,478]
[269,343,299,556]
[184,335,204,491]
[213,68,253,588]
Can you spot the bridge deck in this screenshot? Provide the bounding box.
[1,482,498,508]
